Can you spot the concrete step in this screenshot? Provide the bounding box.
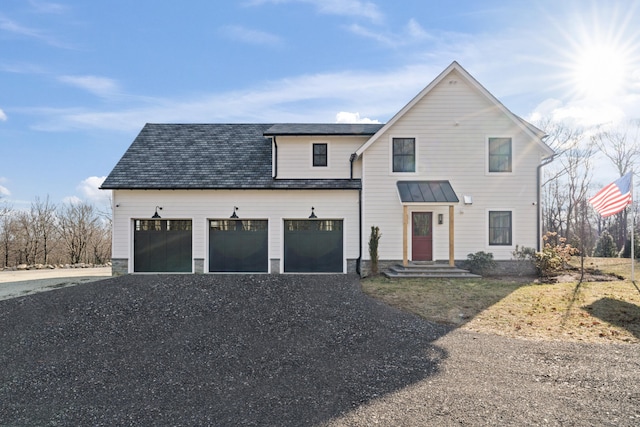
[382,263,481,279]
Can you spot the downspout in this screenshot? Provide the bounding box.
[537,154,556,250]
[349,153,357,180]
[272,136,278,178]
[350,153,362,275]
[357,188,362,276]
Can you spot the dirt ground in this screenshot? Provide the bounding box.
[0,267,111,300]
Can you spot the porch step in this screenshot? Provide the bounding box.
[383,262,481,279]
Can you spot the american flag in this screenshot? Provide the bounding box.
[589,172,633,217]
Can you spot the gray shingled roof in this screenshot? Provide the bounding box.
[264,123,383,136]
[101,123,363,190]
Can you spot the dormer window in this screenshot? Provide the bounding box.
[313,143,328,167]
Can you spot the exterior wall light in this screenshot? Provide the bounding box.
[230,206,239,218]
[309,207,317,218]
[152,206,162,218]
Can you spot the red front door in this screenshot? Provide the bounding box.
[412,212,433,261]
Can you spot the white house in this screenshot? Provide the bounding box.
[101,62,554,276]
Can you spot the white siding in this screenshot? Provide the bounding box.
[362,69,545,261]
[276,136,367,179]
[112,189,360,272]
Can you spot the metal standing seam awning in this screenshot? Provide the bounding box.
[396,181,459,266]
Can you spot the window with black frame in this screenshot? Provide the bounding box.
[488,137,512,172]
[392,137,415,172]
[488,211,512,245]
[313,143,328,167]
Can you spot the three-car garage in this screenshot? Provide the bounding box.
[132,218,345,274]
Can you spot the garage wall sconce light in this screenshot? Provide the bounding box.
[152,206,163,219]
[309,207,317,218]
[438,213,443,224]
[230,206,239,218]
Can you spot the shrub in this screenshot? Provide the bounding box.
[512,245,536,261]
[593,230,618,258]
[368,226,381,275]
[535,232,579,276]
[621,230,640,259]
[466,251,496,275]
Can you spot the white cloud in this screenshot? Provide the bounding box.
[0,177,10,197]
[62,195,82,205]
[77,176,109,204]
[31,65,439,131]
[336,111,380,124]
[28,0,68,14]
[309,0,383,22]
[0,108,6,121]
[347,19,433,47]
[247,0,383,22]
[220,25,283,47]
[58,75,121,98]
[531,98,626,128]
[0,14,72,48]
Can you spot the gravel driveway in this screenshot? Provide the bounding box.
[0,274,639,426]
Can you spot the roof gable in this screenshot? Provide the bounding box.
[355,61,554,157]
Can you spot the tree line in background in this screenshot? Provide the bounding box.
[540,118,640,258]
[0,197,111,268]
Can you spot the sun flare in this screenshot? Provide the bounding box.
[572,44,627,100]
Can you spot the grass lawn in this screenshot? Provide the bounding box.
[361,257,640,344]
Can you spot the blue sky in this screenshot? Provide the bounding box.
[1,0,639,208]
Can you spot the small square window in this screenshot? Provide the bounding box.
[489,211,512,245]
[392,138,415,172]
[313,143,327,167]
[488,137,512,172]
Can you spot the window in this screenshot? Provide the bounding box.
[313,143,328,167]
[488,137,512,172]
[392,138,415,172]
[489,211,512,246]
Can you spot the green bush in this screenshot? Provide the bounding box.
[621,230,640,259]
[593,230,618,257]
[466,251,496,275]
[512,245,536,261]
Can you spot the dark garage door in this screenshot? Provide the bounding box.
[209,220,268,272]
[284,219,343,273]
[134,220,192,273]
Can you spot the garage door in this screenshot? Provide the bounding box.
[134,220,192,273]
[284,219,343,273]
[209,220,268,272]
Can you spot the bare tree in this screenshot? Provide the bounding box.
[58,202,99,264]
[561,143,595,247]
[31,196,57,265]
[591,119,640,248]
[537,117,594,249]
[0,203,14,268]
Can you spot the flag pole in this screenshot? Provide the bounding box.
[632,171,635,282]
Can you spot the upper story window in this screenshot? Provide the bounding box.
[392,138,415,173]
[488,137,512,173]
[488,211,512,245]
[313,143,328,167]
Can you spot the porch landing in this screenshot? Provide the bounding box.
[383,261,480,279]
